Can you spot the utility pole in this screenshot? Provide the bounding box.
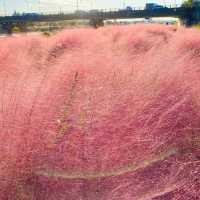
[3,0,6,16]
[25,0,29,12]
[163,0,166,7]
[91,0,95,9]
[123,0,126,9]
[38,0,41,13]
[76,0,79,11]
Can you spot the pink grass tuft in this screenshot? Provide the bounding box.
[0,24,200,199]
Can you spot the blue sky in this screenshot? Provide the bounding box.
[1,0,184,15]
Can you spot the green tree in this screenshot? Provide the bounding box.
[182,0,193,7]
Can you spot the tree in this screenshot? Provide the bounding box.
[182,0,193,7]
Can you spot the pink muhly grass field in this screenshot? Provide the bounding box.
[0,24,200,199]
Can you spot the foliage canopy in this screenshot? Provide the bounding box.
[182,0,193,7]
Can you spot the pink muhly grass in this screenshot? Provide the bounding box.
[0,24,200,199]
